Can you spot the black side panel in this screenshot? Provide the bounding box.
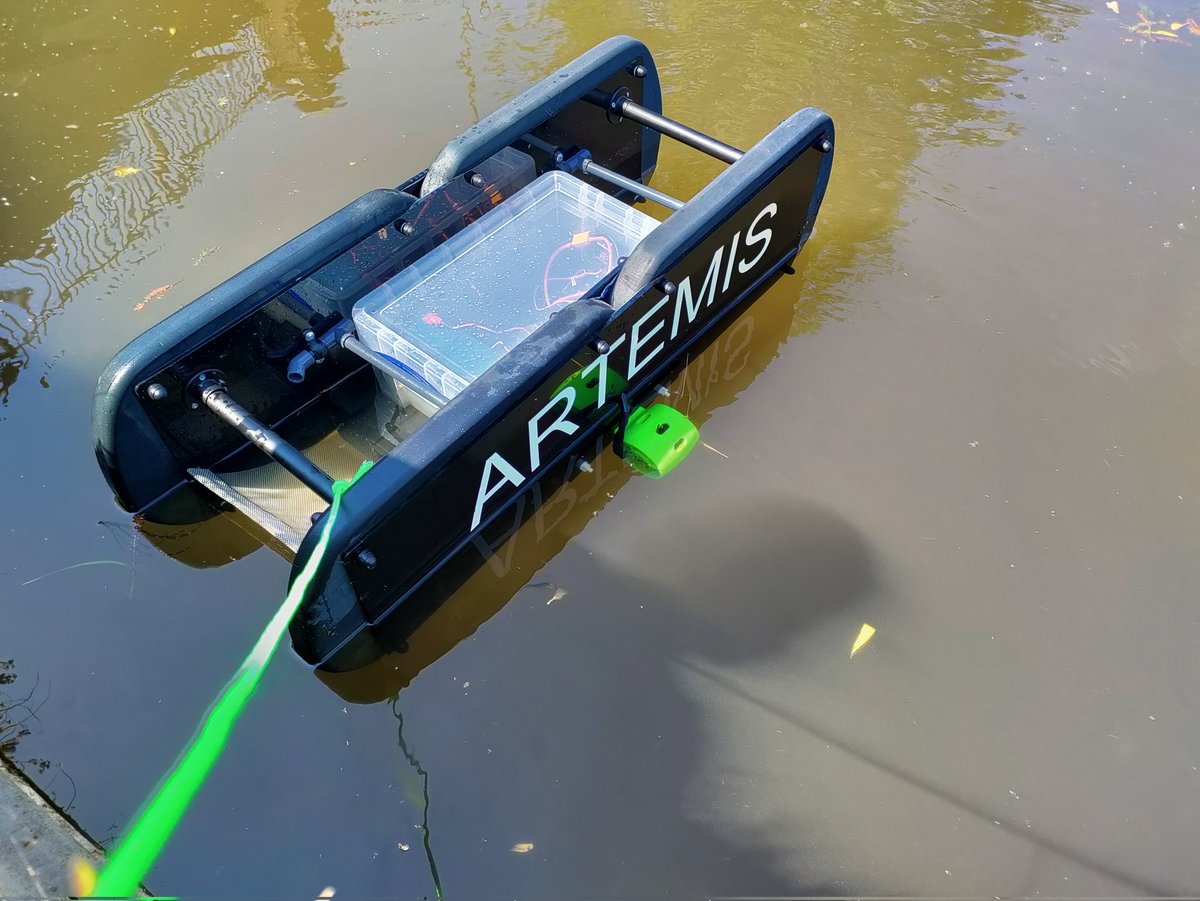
[93,188,417,511]
[612,108,835,306]
[421,35,661,196]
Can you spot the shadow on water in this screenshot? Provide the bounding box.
[349,493,879,897]
[0,0,347,405]
[502,495,875,897]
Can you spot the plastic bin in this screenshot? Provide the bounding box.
[353,171,659,401]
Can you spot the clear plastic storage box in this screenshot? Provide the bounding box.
[352,171,659,401]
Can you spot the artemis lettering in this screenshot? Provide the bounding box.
[469,200,780,529]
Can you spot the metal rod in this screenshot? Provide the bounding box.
[520,132,561,159]
[580,158,684,211]
[340,334,450,409]
[199,383,335,502]
[612,96,743,164]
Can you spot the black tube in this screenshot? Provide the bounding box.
[613,97,743,164]
[199,384,335,502]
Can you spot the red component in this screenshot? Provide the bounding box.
[423,312,443,326]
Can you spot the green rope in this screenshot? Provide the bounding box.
[90,462,372,899]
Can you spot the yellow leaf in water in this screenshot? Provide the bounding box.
[316,887,336,899]
[850,623,876,658]
[69,858,97,897]
[1105,0,1118,12]
[168,26,177,35]
[512,842,534,853]
[113,165,140,177]
[1169,22,1184,30]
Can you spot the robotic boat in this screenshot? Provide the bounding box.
[92,36,835,671]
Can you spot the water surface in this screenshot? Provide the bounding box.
[3,0,1199,896]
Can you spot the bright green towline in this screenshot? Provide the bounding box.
[92,461,372,899]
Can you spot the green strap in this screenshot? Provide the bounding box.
[90,462,373,899]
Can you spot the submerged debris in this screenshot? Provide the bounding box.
[1111,3,1199,44]
[191,246,218,267]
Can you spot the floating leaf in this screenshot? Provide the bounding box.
[850,623,876,658]
[1188,18,1200,35]
[134,282,178,312]
[168,26,177,36]
[511,842,534,853]
[1105,0,1119,12]
[1170,22,1184,29]
[113,165,140,177]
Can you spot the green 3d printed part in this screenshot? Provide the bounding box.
[621,404,699,478]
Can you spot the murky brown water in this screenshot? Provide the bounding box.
[4,0,1200,896]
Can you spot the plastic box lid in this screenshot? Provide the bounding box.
[352,171,659,400]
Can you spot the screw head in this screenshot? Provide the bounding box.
[147,383,167,401]
[303,329,316,343]
[659,280,677,296]
[357,549,377,570]
[190,402,199,410]
[594,339,611,355]
[818,138,833,153]
[632,63,647,78]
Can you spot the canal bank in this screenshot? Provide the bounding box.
[1,754,116,898]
